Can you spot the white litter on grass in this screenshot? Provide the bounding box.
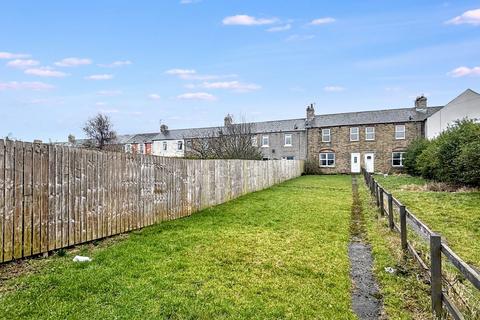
[384,266,395,274]
[73,255,92,262]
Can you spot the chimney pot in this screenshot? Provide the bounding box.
[306,103,315,122]
[224,114,233,126]
[415,95,427,112]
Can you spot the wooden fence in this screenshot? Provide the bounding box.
[0,139,304,263]
[362,169,480,320]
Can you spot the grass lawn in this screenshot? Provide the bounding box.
[0,175,356,320]
[375,174,480,268]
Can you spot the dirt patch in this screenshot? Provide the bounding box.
[349,176,382,319]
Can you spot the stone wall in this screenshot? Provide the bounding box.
[307,122,423,173]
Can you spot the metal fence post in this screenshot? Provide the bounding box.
[387,193,394,230]
[430,233,443,319]
[399,205,407,251]
[379,187,384,216]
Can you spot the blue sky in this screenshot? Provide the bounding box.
[1,1,479,142]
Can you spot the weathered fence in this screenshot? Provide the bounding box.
[362,168,480,320]
[0,139,304,263]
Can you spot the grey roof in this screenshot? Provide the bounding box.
[251,118,306,133]
[312,106,443,127]
[124,133,157,144]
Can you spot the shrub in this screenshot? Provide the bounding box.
[403,138,429,175]
[457,140,480,186]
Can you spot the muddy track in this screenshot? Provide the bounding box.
[349,175,382,319]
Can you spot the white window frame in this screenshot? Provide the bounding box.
[284,134,292,147]
[392,152,405,167]
[395,125,406,140]
[162,141,167,151]
[177,141,183,151]
[125,144,132,153]
[350,127,359,141]
[251,136,257,147]
[319,152,335,167]
[322,129,331,142]
[139,143,145,154]
[261,135,269,147]
[365,127,375,141]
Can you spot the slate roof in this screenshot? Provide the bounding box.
[312,106,443,127]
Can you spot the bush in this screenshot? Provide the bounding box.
[403,138,429,175]
[409,119,480,186]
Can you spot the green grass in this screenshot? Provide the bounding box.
[375,174,480,268]
[0,175,356,320]
[357,179,431,320]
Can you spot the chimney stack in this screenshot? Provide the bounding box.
[224,114,233,126]
[415,95,427,113]
[306,104,315,122]
[160,124,169,134]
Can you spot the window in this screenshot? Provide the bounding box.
[177,141,183,150]
[262,157,269,161]
[350,127,359,141]
[139,143,145,154]
[125,144,132,153]
[162,141,167,151]
[319,152,335,167]
[284,134,292,146]
[262,135,269,147]
[395,125,406,139]
[392,152,405,167]
[251,136,257,147]
[322,129,331,142]
[286,156,294,160]
[365,127,375,141]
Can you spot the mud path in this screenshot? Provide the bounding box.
[349,175,382,319]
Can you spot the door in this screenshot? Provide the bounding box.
[364,153,375,173]
[351,153,360,173]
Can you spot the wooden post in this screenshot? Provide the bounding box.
[379,187,384,216]
[375,183,380,207]
[387,193,394,230]
[430,233,442,319]
[399,205,407,251]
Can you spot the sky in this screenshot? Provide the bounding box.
[0,0,479,142]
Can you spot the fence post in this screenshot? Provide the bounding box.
[379,187,384,216]
[430,234,443,319]
[399,205,407,251]
[387,193,394,230]
[375,183,380,207]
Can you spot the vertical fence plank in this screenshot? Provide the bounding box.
[13,141,24,259]
[0,140,4,262]
[430,234,443,319]
[23,143,33,258]
[40,144,49,253]
[62,146,69,246]
[54,146,62,249]
[399,205,407,251]
[32,143,41,255]
[3,140,14,261]
[68,147,75,246]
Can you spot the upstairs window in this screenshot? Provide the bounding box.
[162,141,167,151]
[251,136,257,147]
[262,135,269,147]
[395,125,406,140]
[350,127,359,141]
[139,143,145,154]
[284,134,292,146]
[125,144,132,153]
[392,152,405,167]
[319,152,335,167]
[322,129,331,142]
[177,141,183,150]
[365,127,375,141]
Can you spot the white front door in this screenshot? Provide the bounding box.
[351,153,360,173]
[364,153,375,173]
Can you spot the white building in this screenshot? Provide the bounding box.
[425,89,480,139]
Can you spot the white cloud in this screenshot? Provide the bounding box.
[0,81,55,91]
[166,68,236,80]
[267,24,291,32]
[98,60,132,68]
[447,66,480,77]
[0,52,30,59]
[285,34,315,41]
[166,68,196,77]
[310,17,336,25]
[324,86,345,92]
[446,8,480,25]
[55,57,92,67]
[97,90,123,96]
[6,59,39,69]
[223,15,278,26]
[148,93,161,100]
[24,67,68,78]
[200,81,261,92]
[177,92,217,101]
[85,74,114,80]
[180,0,201,4]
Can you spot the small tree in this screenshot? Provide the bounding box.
[82,113,117,150]
[67,134,76,145]
[187,117,262,160]
[403,138,429,176]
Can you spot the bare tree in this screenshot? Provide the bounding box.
[187,116,262,160]
[82,113,117,150]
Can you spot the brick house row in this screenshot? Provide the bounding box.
[119,89,479,174]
